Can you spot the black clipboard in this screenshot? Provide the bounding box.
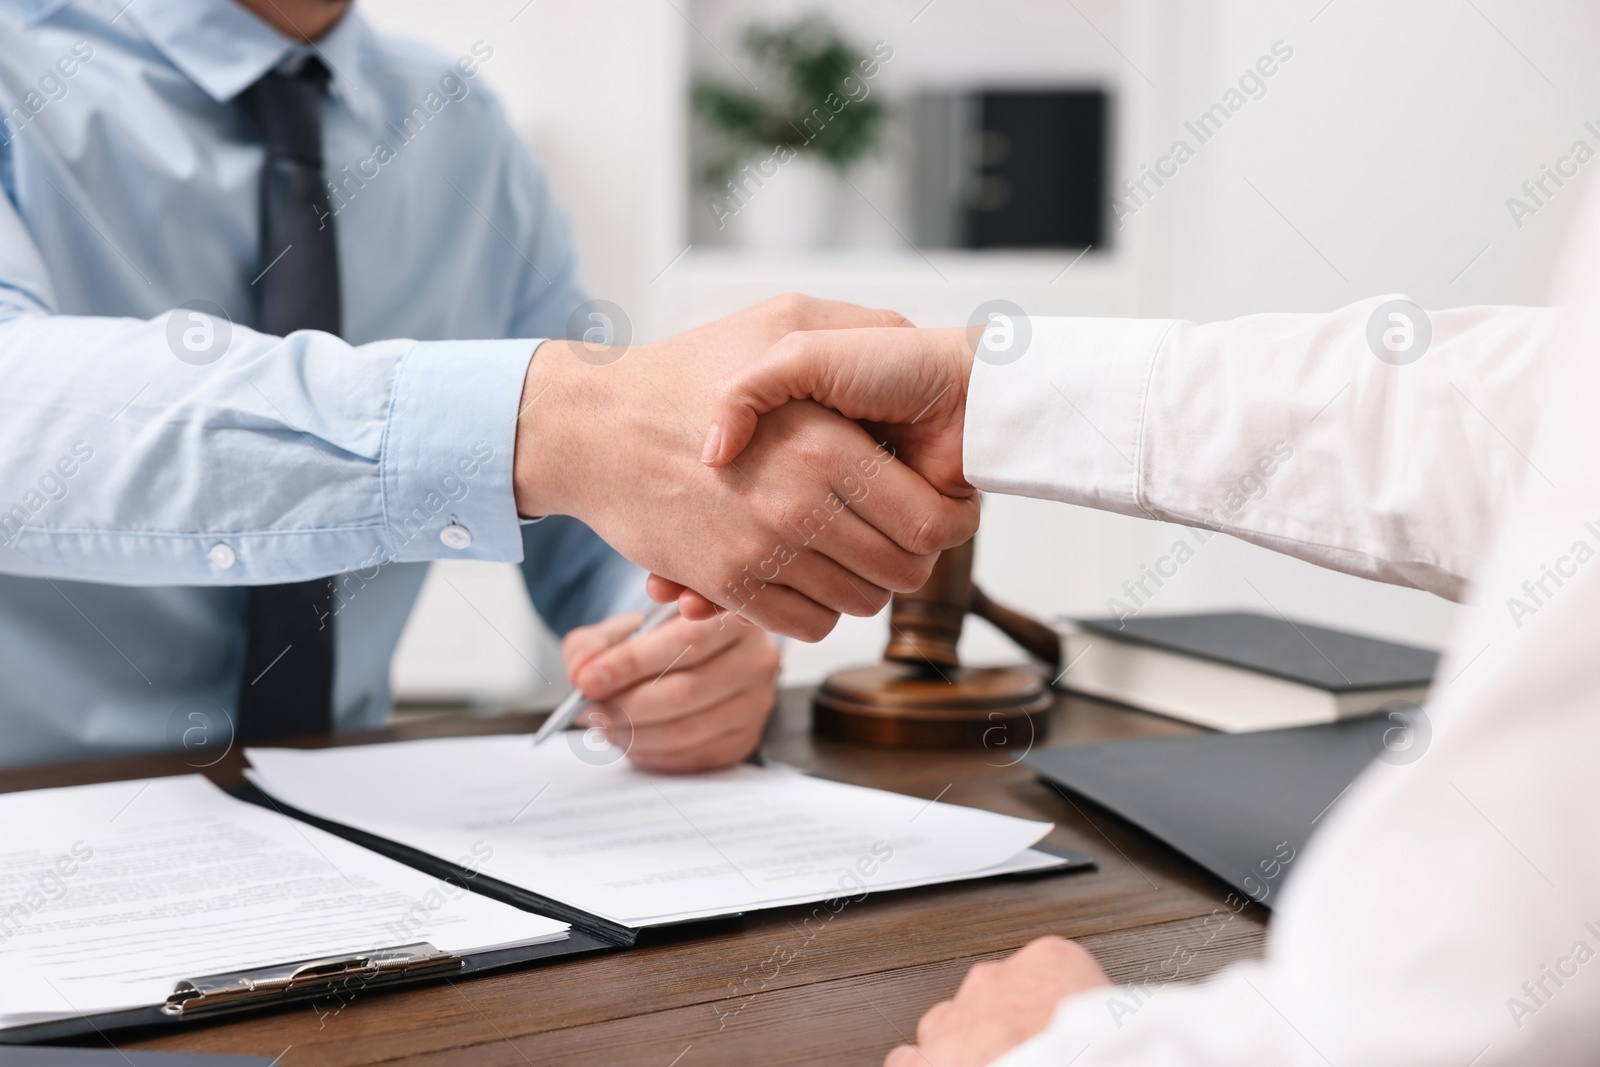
[0,932,616,1045]
[1,782,1094,1044]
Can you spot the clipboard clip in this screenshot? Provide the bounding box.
[162,942,462,1018]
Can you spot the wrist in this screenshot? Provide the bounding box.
[512,338,698,524]
[942,322,977,414]
[512,340,590,517]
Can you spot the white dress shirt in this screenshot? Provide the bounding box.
[965,189,1600,1065]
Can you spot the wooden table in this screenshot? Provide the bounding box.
[3,688,1267,1066]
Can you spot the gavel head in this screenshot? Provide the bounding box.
[883,537,976,674]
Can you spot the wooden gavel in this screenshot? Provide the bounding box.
[883,537,1061,674]
[814,534,1060,748]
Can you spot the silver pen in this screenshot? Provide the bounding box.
[532,601,681,747]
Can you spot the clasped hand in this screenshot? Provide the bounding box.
[513,295,979,641]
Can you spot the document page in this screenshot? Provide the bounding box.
[245,735,1054,927]
[0,776,567,1029]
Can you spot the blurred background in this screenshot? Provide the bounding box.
[357,0,1594,712]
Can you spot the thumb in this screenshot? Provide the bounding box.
[701,331,842,467]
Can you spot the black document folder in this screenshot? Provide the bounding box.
[0,1052,277,1067]
[1,780,1092,1044]
[1027,717,1389,907]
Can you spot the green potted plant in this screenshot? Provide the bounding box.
[693,15,890,248]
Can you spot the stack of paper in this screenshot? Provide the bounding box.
[0,776,568,1030]
[245,735,1058,928]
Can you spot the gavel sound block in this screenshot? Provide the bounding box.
[813,537,1061,748]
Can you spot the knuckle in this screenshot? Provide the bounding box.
[916,1000,955,1046]
[961,959,1002,995]
[718,728,762,767]
[798,612,837,643]
[606,645,640,684]
[904,513,943,557]
[560,626,592,656]
[1027,934,1074,957]
[768,329,808,361]
[849,584,891,616]
[771,291,807,312]
[782,421,835,471]
[893,553,937,593]
[970,958,1001,981]
[771,496,820,539]
[765,292,810,329]
[887,551,932,593]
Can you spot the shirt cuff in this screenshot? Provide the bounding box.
[963,317,1176,518]
[382,338,540,565]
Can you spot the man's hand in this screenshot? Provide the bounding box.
[560,609,780,773]
[651,323,978,621]
[514,296,980,641]
[701,324,977,496]
[884,936,1112,1067]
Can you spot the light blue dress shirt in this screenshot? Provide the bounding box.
[0,0,645,768]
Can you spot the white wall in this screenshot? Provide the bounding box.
[359,0,688,706]
[363,0,1595,702]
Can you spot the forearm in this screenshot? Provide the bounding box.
[964,298,1561,601]
[0,311,536,583]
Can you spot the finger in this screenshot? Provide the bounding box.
[703,329,845,467]
[646,575,727,623]
[839,449,982,557]
[770,548,895,619]
[561,611,645,678]
[613,635,776,728]
[573,616,743,700]
[704,326,957,466]
[764,292,913,333]
[626,714,763,773]
[883,1046,922,1067]
[705,578,839,642]
[646,573,687,603]
[675,588,722,621]
[625,683,769,756]
[916,1000,958,1048]
[797,503,937,597]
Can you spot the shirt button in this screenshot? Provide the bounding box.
[208,543,236,569]
[440,524,473,550]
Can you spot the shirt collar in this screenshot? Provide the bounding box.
[123,0,380,123]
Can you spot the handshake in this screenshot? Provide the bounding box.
[514,295,982,640]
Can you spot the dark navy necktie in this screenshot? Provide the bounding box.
[236,58,338,742]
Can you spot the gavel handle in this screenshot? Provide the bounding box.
[970,587,1062,671]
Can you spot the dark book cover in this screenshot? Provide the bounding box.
[1072,611,1439,693]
